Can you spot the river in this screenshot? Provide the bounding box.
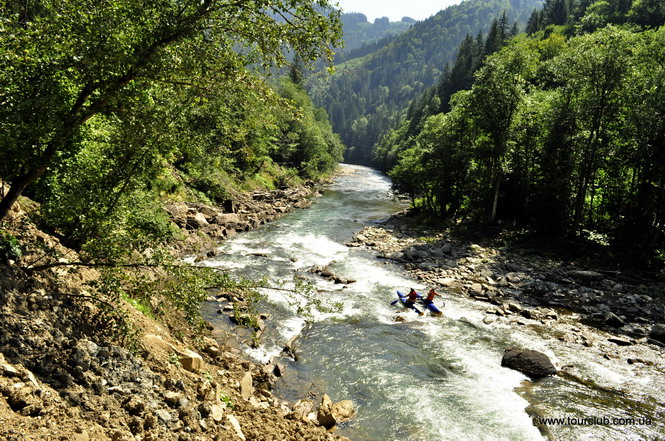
[199,164,664,441]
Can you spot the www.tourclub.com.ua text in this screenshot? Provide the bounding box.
[533,416,654,426]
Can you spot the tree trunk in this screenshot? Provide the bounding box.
[490,172,501,223]
[0,166,48,219]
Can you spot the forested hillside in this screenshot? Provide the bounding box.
[382,0,665,269]
[0,0,343,257]
[310,0,543,164]
[337,13,415,57]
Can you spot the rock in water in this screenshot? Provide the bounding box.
[332,400,356,423]
[316,394,356,429]
[501,348,557,379]
[316,394,336,429]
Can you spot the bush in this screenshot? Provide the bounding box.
[0,230,22,262]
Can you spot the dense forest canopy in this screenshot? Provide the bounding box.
[309,0,544,165]
[380,0,665,269]
[0,0,343,258]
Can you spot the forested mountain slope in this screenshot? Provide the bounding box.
[338,13,415,57]
[310,0,543,164]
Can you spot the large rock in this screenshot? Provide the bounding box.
[332,400,356,423]
[604,312,625,328]
[649,324,665,344]
[213,213,242,226]
[567,270,603,281]
[240,371,254,400]
[288,399,314,421]
[317,394,336,429]
[186,212,209,230]
[501,348,557,379]
[316,394,356,429]
[176,349,203,372]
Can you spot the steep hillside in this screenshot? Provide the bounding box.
[336,13,415,59]
[0,184,353,441]
[310,0,543,164]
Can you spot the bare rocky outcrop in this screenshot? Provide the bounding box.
[165,186,319,256]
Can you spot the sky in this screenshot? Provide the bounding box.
[335,0,463,23]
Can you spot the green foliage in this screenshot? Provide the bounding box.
[0,0,348,353]
[310,0,543,165]
[336,13,414,59]
[386,23,665,269]
[219,391,235,409]
[0,0,343,219]
[0,230,22,262]
[273,78,344,179]
[527,0,665,34]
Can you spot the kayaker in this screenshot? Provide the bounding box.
[424,288,441,305]
[405,288,419,307]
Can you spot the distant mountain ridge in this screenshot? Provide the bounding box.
[338,12,415,55]
[310,0,544,163]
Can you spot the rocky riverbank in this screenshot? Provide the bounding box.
[348,211,665,347]
[345,208,665,399]
[0,181,352,441]
[164,185,320,259]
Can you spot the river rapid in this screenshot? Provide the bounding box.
[199,164,664,441]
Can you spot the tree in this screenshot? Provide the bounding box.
[469,40,537,222]
[628,0,665,27]
[0,0,342,219]
[552,27,636,231]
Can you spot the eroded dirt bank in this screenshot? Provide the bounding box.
[0,182,352,441]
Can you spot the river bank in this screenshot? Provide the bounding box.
[0,178,352,441]
[349,210,665,342]
[346,209,665,437]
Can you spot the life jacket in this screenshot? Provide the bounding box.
[407,290,418,302]
[426,290,438,302]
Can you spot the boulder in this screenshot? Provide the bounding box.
[440,243,453,254]
[316,394,355,429]
[649,324,665,344]
[608,336,633,346]
[222,199,237,213]
[483,316,497,325]
[567,270,603,281]
[240,371,254,400]
[288,399,314,421]
[501,348,557,379]
[202,337,220,356]
[212,213,241,226]
[332,400,356,423]
[186,212,209,229]
[604,312,625,328]
[469,283,484,296]
[507,302,522,313]
[176,349,203,372]
[317,394,336,429]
